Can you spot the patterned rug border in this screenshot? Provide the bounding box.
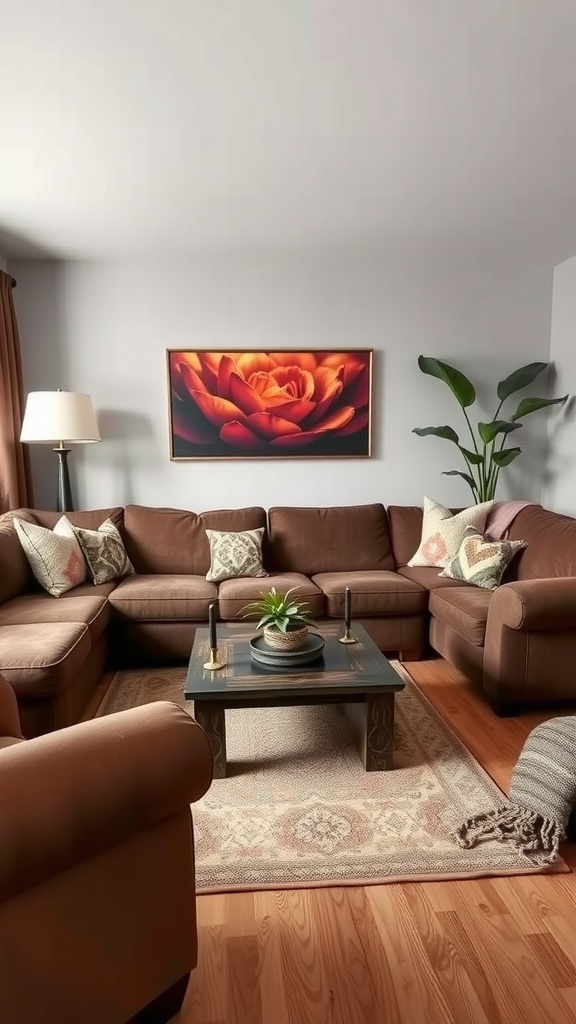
[98,661,570,893]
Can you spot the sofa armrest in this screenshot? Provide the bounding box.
[0,701,213,900]
[490,578,576,631]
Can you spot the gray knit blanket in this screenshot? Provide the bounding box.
[456,716,576,864]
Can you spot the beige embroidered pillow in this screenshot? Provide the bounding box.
[65,517,134,585]
[13,515,87,597]
[440,527,524,590]
[206,528,268,582]
[408,497,494,568]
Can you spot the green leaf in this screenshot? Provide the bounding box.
[417,356,476,408]
[459,446,483,465]
[412,425,460,443]
[492,447,522,467]
[441,469,477,489]
[511,395,569,421]
[477,420,522,444]
[496,362,548,401]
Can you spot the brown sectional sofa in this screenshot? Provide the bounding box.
[1,501,575,736]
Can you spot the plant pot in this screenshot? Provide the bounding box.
[263,624,309,652]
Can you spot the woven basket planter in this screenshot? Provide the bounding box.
[263,625,309,652]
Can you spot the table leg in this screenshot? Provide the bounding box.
[364,692,395,771]
[194,701,226,778]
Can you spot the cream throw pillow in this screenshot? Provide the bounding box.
[206,528,268,582]
[13,515,87,597]
[440,527,524,590]
[62,517,134,585]
[408,497,494,568]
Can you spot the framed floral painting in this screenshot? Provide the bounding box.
[167,349,373,459]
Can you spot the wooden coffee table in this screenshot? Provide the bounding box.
[184,622,405,778]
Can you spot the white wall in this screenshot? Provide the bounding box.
[0,255,6,271]
[543,254,576,515]
[11,255,553,512]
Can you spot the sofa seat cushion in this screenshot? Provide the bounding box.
[108,575,218,621]
[217,573,325,621]
[0,623,91,694]
[398,565,473,592]
[0,595,109,642]
[312,571,428,617]
[428,588,493,647]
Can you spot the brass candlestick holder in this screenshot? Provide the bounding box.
[338,625,358,645]
[203,647,226,671]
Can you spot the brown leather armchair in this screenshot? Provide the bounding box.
[0,672,213,1024]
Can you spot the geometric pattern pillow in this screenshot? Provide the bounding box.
[457,715,576,864]
[65,517,135,585]
[12,515,87,597]
[205,528,268,583]
[440,526,524,590]
[407,496,494,568]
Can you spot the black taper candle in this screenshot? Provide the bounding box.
[208,603,217,649]
[344,587,351,630]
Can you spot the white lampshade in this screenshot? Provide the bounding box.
[20,391,101,444]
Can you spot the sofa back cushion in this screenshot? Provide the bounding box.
[123,505,266,574]
[387,506,425,568]
[0,517,33,604]
[506,505,576,580]
[267,505,393,574]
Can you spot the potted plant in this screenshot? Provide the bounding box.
[413,357,569,503]
[241,586,316,651]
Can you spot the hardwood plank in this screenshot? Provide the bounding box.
[561,988,576,1014]
[433,907,504,1024]
[524,932,576,988]
[253,891,290,1024]
[310,886,393,1024]
[367,885,457,1023]
[196,894,227,928]
[185,919,226,1024]
[270,889,333,1024]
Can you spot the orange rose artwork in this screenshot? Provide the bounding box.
[168,350,373,459]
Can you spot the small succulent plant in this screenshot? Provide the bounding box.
[241,586,316,633]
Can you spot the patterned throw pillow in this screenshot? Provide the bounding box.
[457,716,576,864]
[440,526,524,589]
[206,528,268,583]
[407,497,494,568]
[64,517,134,585]
[13,515,87,597]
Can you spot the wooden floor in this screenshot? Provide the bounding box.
[180,657,576,1024]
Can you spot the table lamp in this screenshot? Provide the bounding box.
[20,390,101,512]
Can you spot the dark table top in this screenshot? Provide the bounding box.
[184,621,405,702]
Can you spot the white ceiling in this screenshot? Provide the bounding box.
[2,0,576,264]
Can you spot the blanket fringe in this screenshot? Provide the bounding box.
[456,804,563,864]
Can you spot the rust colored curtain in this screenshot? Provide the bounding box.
[0,271,32,511]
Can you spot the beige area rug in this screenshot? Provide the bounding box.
[97,664,568,893]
